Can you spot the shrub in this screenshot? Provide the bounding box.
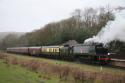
[11,57,18,65]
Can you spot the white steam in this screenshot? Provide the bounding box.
[84,9,125,45]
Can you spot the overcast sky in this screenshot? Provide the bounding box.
[0,0,125,32]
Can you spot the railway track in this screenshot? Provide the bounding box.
[111,58,125,62]
[109,58,125,68]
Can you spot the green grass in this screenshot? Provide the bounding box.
[0,59,64,83]
[0,60,41,83]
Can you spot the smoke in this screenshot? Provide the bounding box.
[84,9,125,45]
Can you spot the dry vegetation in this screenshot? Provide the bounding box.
[0,52,125,83]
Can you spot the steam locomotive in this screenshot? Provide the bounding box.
[7,43,111,64]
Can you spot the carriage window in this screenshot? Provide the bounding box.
[55,48,59,52]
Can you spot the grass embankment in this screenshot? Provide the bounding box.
[0,60,41,83]
[0,52,125,83]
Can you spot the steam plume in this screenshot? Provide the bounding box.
[84,9,125,45]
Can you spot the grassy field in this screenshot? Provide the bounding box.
[0,60,41,83]
[0,56,62,83]
[0,52,125,83]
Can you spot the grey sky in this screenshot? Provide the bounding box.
[0,0,125,32]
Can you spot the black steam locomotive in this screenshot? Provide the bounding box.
[7,43,111,64]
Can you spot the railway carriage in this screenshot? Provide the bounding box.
[28,47,41,55]
[41,46,60,58]
[7,47,29,54]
